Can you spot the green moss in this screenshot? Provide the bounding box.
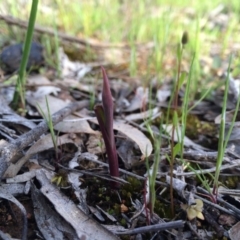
[220,176,240,189]
[120,177,143,201]
[119,218,127,226]
[185,114,217,140]
[113,203,121,215]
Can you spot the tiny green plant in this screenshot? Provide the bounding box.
[94,67,119,189]
[37,96,59,160]
[143,104,161,218]
[213,55,240,198]
[146,136,161,218]
[11,0,39,111]
[167,31,189,216]
[38,97,71,187]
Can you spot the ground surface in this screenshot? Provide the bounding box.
[0,1,240,240]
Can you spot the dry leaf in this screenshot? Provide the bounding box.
[124,87,148,112]
[78,111,153,158]
[28,95,98,135]
[36,170,118,240]
[55,115,99,135]
[28,95,70,115]
[125,107,160,121]
[56,78,95,93]
[59,48,91,80]
[113,120,152,158]
[229,221,240,240]
[26,134,77,155]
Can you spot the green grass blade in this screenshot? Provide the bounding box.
[12,0,39,110]
[213,56,232,193]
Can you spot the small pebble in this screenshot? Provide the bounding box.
[0,42,44,74]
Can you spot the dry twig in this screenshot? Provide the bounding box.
[0,15,154,50]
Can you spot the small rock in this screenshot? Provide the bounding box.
[0,42,44,74]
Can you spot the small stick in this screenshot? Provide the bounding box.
[114,220,184,235]
[0,15,154,50]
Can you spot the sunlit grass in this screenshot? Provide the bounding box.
[3,0,240,43]
[1,0,240,97]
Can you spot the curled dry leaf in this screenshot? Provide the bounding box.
[124,87,149,112]
[36,170,118,240]
[28,95,70,116]
[31,183,79,240]
[0,188,28,239]
[229,221,240,240]
[113,120,153,158]
[77,114,153,158]
[26,133,77,155]
[117,138,139,169]
[56,78,95,93]
[59,48,92,80]
[125,107,160,121]
[32,93,152,158]
[55,115,99,135]
[27,74,61,98]
[6,170,37,183]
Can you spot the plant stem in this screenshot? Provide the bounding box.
[170,43,183,216]
[12,0,38,110]
[213,56,232,197]
[94,67,119,188]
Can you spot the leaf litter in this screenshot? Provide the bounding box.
[1,4,240,240]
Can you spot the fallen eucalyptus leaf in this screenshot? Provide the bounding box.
[36,169,119,240]
[125,107,160,121]
[55,115,99,135]
[113,120,153,158]
[31,183,79,240]
[26,133,77,155]
[6,170,36,183]
[0,188,27,240]
[124,87,148,112]
[229,221,240,240]
[76,113,153,158]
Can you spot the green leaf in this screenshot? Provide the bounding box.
[173,142,181,159]
[178,72,186,89]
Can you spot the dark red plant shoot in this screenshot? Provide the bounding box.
[94,67,119,189]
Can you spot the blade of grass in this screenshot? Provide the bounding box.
[37,97,58,160]
[11,0,38,111]
[213,55,232,196]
